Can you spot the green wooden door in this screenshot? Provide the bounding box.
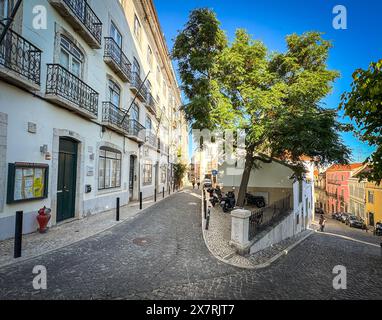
[57,138,78,223]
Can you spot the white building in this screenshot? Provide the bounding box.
[0,0,188,240]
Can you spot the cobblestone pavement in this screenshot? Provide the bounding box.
[0,189,381,300]
[0,192,173,268]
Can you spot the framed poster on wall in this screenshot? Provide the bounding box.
[7,163,49,204]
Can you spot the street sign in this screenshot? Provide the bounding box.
[212,170,218,176]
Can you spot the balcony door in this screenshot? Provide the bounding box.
[60,36,83,78]
[57,137,78,223]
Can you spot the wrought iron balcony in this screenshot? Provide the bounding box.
[49,0,102,48]
[101,102,145,142]
[0,23,42,90]
[145,92,157,115]
[104,38,131,82]
[146,131,157,147]
[130,72,148,102]
[45,64,99,119]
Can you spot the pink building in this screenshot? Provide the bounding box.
[326,163,363,214]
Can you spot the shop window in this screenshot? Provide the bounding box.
[143,161,152,185]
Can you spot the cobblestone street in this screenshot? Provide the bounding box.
[0,190,381,300]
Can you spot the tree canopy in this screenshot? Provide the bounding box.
[173,8,351,205]
[341,59,382,184]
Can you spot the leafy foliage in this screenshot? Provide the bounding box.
[341,59,382,184]
[173,163,188,187]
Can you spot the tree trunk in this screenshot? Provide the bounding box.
[236,143,256,207]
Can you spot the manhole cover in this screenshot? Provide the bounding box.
[132,237,151,246]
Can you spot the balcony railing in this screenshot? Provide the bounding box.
[146,131,157,147]
[130,72,148,102]
[104,37,131,82]
[102,102,145,141]
[46,64,99,118]
[0,23,42,87]
[49,0,102,48]
[145,92,157,115]
[327,179,341,185]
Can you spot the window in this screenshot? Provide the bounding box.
[161,165,167,183]
[134,14,141,43]
[145,116,152,130]
[133,57,140,76]
[147,46,153,67]
[143,160,152,185]
[131,103,139,121]
[108,79,121,108]
[0,0,14,19]
[156,65,161,85]
[98,147,122,190]
[368,191,374,204]
[110,22,122,47]
[146,80,152,94]
[162,80,167,97]
[60,36,83,78]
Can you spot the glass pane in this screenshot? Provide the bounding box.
[72,58,81,77]
[105,159,111,188]
[111,159,117,187]
[98,158,105,189]
[60,50,70,70]
[106,151,117,159]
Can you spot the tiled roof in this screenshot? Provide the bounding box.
[326,163,364,172]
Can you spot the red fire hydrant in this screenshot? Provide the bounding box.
[37,206,51,234]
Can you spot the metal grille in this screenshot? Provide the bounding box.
[46,64,99,116]
[248,196,292,241]
[62,0,102,45]
[0,23,42,85]
[131,71,148,98]
[104,37,131,81]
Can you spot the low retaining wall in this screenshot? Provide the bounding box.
[249,212,296,254]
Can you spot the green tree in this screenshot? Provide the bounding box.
[340,59,382,184]
[173,163,188,188]
[174,9,350,206]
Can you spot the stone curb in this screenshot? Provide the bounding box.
[0,191,181,270]
[201,195,315,270]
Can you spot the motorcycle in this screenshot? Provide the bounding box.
[245,193,266,208]
[220,191,236,213]
[207,187,222,207]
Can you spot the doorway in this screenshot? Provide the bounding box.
[57,137,78,223]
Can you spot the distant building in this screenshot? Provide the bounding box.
[349,165,368,223]
[366,181,382,227]
[325,163,363,214]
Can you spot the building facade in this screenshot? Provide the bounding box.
[325,164,363,214]
[348,166,367,223]
[0,0,188,240]
[314,171,327,213]
[365,182,382,227]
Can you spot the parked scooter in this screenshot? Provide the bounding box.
[207,186,222,207]
[245,193,266,208]
[220,190,236,213]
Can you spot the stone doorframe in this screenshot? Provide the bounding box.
[51,129,85,224]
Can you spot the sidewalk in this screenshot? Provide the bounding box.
[0,191,177,268]
[202,204,314,269]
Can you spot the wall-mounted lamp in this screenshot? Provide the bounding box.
[40,145,51,160]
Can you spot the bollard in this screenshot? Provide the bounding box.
[204,199,207,219]
[154,188,157,202]
[163,187,165,199]
[14,211,23,259]
[116,197,120,221]
[205,209,211,230]
[140,192,143,210]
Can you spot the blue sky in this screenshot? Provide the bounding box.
[154,0,382,162]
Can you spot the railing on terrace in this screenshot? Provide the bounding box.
[0,23,42,85]
[46,64,99,116]
[248,196,292,241]
[327,179,341,185]
[62,0,102,45]
[104,37,131,81]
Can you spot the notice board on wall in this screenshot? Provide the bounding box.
[7,163,49,204]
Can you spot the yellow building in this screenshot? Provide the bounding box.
[365,182,382,226]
